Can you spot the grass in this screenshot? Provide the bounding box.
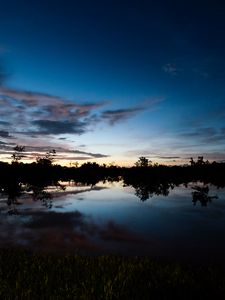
[0,249,225,299]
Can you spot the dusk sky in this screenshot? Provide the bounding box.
[0,0,225,166]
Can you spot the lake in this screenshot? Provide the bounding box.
[0,180,225,264]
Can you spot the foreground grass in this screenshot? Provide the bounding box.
[0,249,225,299]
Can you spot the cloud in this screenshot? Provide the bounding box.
[155,156,180,159]
[0,87,107,137]
[73,150,109,158]
[100,97,164,126]
[0,87,63,106]
[0,144,109,161]
[181,127,225,144]
[0,87,107,114]
[184,152,225,161]
[162,63,179,76]
[0,86,164,138]
[0,130,11,138]
[192,68,209,78]
[101,107,144,125]
[31,120,86,135]
[0,121,10,126]
[182,127,217,138]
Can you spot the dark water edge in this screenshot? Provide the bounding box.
[1,248,225,299]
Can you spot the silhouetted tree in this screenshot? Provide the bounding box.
[190,156,208,166]
[11,145,25,163]
[135,156,151,167]
[36,149,56,166]
[70,161,79,168]
[190,157,195,166]
[197,156,205,165]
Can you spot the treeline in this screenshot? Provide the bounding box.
[0,158,225,187]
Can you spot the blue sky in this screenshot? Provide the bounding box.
[0,0,225,165]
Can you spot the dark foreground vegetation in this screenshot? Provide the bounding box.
[0,249,225,299]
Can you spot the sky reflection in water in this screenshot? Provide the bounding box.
[0,181,225,264]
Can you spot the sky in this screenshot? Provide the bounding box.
[0,0,225,166]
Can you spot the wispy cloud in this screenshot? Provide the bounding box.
[192,68,209,78]
[0,121,10,126]
[101,107,143,125]
[163,62,211,79]
[0,143,109,161]
[162,63,179,76]
[0,130,12,138]
[0,87,108,138]
[31,120,86,135]
[101,97,164,125]
[181,127,225,144]
[73,150,109,158]
[155,156,180,160]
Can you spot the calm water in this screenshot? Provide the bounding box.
[1,181,225,263]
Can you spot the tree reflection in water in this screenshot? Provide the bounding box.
[0,178,221,213]
[123,178,220,206]
[4,181,23,215]
[192,185,218,206]
[132,181,219,206]
[133,182,174,201]
[0,179,64,214]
